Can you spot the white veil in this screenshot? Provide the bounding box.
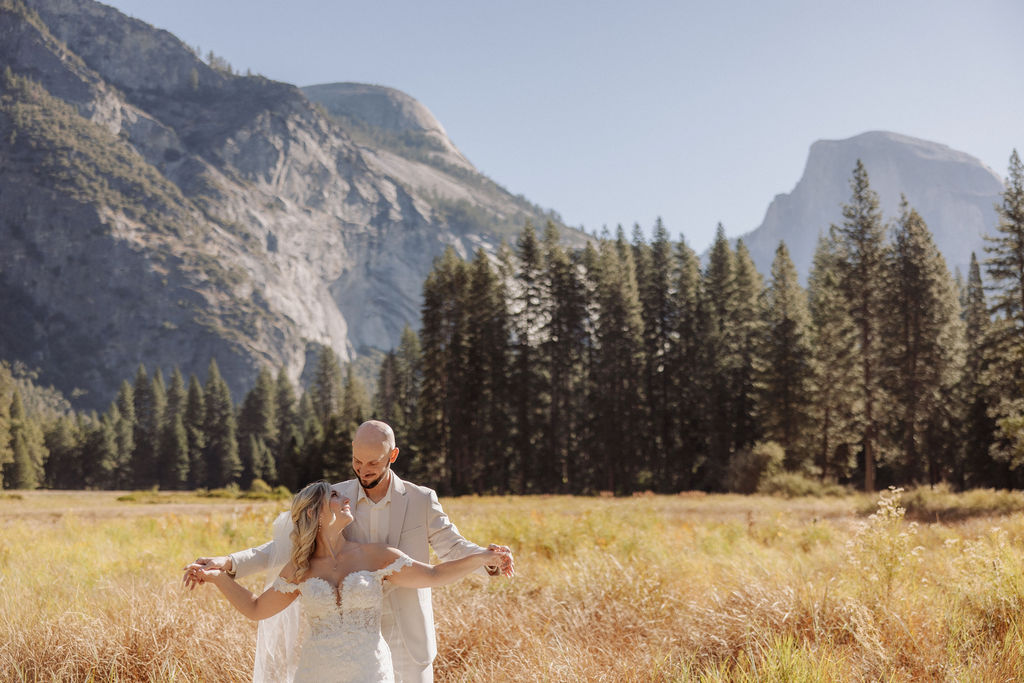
[252,510,302,683]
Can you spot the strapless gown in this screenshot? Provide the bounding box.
[272,556,412,682]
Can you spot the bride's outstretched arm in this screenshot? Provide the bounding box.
[384,546,509,589]
[195,563,299,621]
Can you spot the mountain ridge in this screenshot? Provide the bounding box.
[0,0,581,409]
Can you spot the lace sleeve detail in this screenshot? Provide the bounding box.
[376,554,414,579]
[271,576,300,594]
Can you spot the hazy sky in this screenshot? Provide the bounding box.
[103,0,1022,252]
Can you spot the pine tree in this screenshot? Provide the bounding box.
[159,369,189,489]
[757,241,814,470]
[319,412,351,483]
[393,326,424,478]
[670,238,708,489]
[203,360,240,487]
[635,219,678,489]
[464,248,512,493]
[113,381,135,489]
[184,375,206,488]
[160,414,190,489]
[43,416,80,489]
[310,346,344,426]
[985,151,1024,468]
[833,161,889,491]
[9,431,34,489]
[132,365,165,488]
[806,233,860,482]
[81,411,119,489]
[0,365,14,487]
[375,352,399,425]
[542,224,588,493]
[589,228,645,492]
[510,223,550,492]
[237,367,278,487]
[418,246,471,490]
[7,390,46,489]
[884,199,964,484]
[985,150,1024,334]
[244,433,276,484]
[296,392,323,485]
[340,364,369,433]
[702,225,765,488]
[732,240,766,452]
[958,254,999,486]
[273,369,303,491]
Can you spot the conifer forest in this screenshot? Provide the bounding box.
[2,156,1023,496]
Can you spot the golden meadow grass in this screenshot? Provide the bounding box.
[3,489,1024,681]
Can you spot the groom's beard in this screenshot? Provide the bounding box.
[359,465,390,490]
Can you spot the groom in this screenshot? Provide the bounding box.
[184,419,515,682]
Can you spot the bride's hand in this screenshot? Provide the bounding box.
[482,546,514,577]
[183,565,228,588]
[485,544,515,577]
[183,555,231,590]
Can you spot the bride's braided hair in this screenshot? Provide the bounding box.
[289,480,330,582]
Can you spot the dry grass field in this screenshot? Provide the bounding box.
[3,488,1024,681]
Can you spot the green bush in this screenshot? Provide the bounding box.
[758,472,849,498]
[248,478,271,494]
[726,441,785,494]
[202,484,240,498]
[239,480,291,501]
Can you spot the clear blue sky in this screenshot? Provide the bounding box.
[103,0,1023,252]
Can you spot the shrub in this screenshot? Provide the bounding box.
[726,441,785,494]
[248,478,271,494]
[239,480,291,501]
[758,472,849,498]
[202,484,240,498]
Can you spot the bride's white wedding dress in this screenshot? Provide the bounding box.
[271,556,413,683]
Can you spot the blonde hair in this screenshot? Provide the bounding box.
[289,481,330,582]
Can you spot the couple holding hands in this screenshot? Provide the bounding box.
[184,420,515,683]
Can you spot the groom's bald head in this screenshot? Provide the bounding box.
[353,420,396,453]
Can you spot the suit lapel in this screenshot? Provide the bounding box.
[387,475,409,547]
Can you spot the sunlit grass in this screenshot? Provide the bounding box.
[3,489,1024,680]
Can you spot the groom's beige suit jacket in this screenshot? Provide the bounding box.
[229,476,487,666]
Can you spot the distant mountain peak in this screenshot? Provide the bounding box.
[303,82,448,136]
[811,130,995,171]
[302,82,471,169]
[738,131,1005,281]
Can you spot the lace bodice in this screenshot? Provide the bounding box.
[270,555,412,682]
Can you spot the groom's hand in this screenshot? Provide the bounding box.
[183,556,232,590]
[485,544,515,578]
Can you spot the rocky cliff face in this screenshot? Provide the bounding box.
[737,131,1005,280]
[0,0,578,409]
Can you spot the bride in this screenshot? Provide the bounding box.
[191,480,507,682]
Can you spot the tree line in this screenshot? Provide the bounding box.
[382,154,1024,495]
[1,154,1022,494]
[0,352,374,492]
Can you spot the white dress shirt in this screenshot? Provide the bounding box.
[351,474,394,544]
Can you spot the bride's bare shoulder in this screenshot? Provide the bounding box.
[361,543,401,567]
[278,561,299,582]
